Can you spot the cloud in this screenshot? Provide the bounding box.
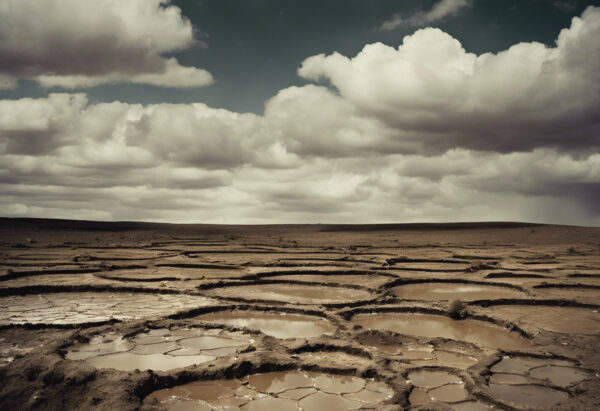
[381,0,471,30]
[300,6,600,153]
[1,7,600,225]
[1,92,599,225]
[0,0,213,88]
[264,85,402,157]
[0,93,282,170]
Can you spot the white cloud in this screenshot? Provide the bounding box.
[264,85,402,157]
[0,0,213,88]
[381,0,471,30]
[1,92,599,225]
[36,58,213,89]
[1,7,600,225]
[300,6,600,153]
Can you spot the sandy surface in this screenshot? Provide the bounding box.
[0,218,599,410]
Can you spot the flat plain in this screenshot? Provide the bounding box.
[0,219,599,410]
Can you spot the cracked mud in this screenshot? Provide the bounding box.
[0,220,599,410]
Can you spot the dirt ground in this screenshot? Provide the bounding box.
[0,218,599,410]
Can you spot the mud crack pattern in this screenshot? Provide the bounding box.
[0,221,599,410]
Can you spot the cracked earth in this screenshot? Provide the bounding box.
[0,219,599,410]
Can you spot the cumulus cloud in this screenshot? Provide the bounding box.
[0,0,213,88]
[301,6,600,153]
[264,85,404,157]
[1,91,599,225]
[381,0,471,30]
[1,7,600,225]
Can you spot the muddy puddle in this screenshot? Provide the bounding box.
[360,336,482,369]
[66,328,252,371]
[262,274,391,288]
[0,293,216,325]
[144,371,394,410]
[352,312,529,350]
[490,356,590,386]
[488,305,600,334]
[203,283,374,304]
[485,355,592,408]
[194,311,335,339]
[2,223,600,410]
[392,282,523,301]
[531,285,600,304]
[408,369,469,406]
[488,384,567,408]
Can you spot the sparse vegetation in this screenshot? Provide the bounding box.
[448,299,466,319]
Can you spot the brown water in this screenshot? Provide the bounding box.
[451,401,492,410]
[490,305,600,334]
[408,387,430,405]
[490,356,574,375]
[248,371,313,393]
[489,373,528,384]
[298,391,362,410]
[314,374,365,394]
[429,384,468,402]
[392,283,522,301]
[344,386,393,403]
[205,283,373,304]
[243,397,298,411]
[352,313,529,349]
[66,329,251,371]
[177,335,248,350]
[144,371,393,410]
[408,370,461,388]
[196,311,335,339]
[488,384,568,408]
[86,352,215,371]
[529,365,590,387]
[267,274,390,287]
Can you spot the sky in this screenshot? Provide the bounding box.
[0,0,599,225]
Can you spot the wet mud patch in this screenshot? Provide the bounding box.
[386,257,471,265]
[193,310,336,339]
[200,282,376,305]
[0,273,121,289]
[143,370,394,410]
[350,311,530,350]
[2,222,600,410]
[0,267,103,282]
[477,304,600,334]
[65,328,253,371]
[256,273,393,288]
[155,262,238,270]
[531,283,600,303]
[389,280,525,301]
[355,329,485,369]
[488,383,568,409]
[483,354,594,408]
[95,266,246,282]
[243,266,372,276]
[76,249,177,261]
[385,263,469,272]
[0,292,217,326]
[407,369,470,406]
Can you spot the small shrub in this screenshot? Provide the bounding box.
[448,299,466,319]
